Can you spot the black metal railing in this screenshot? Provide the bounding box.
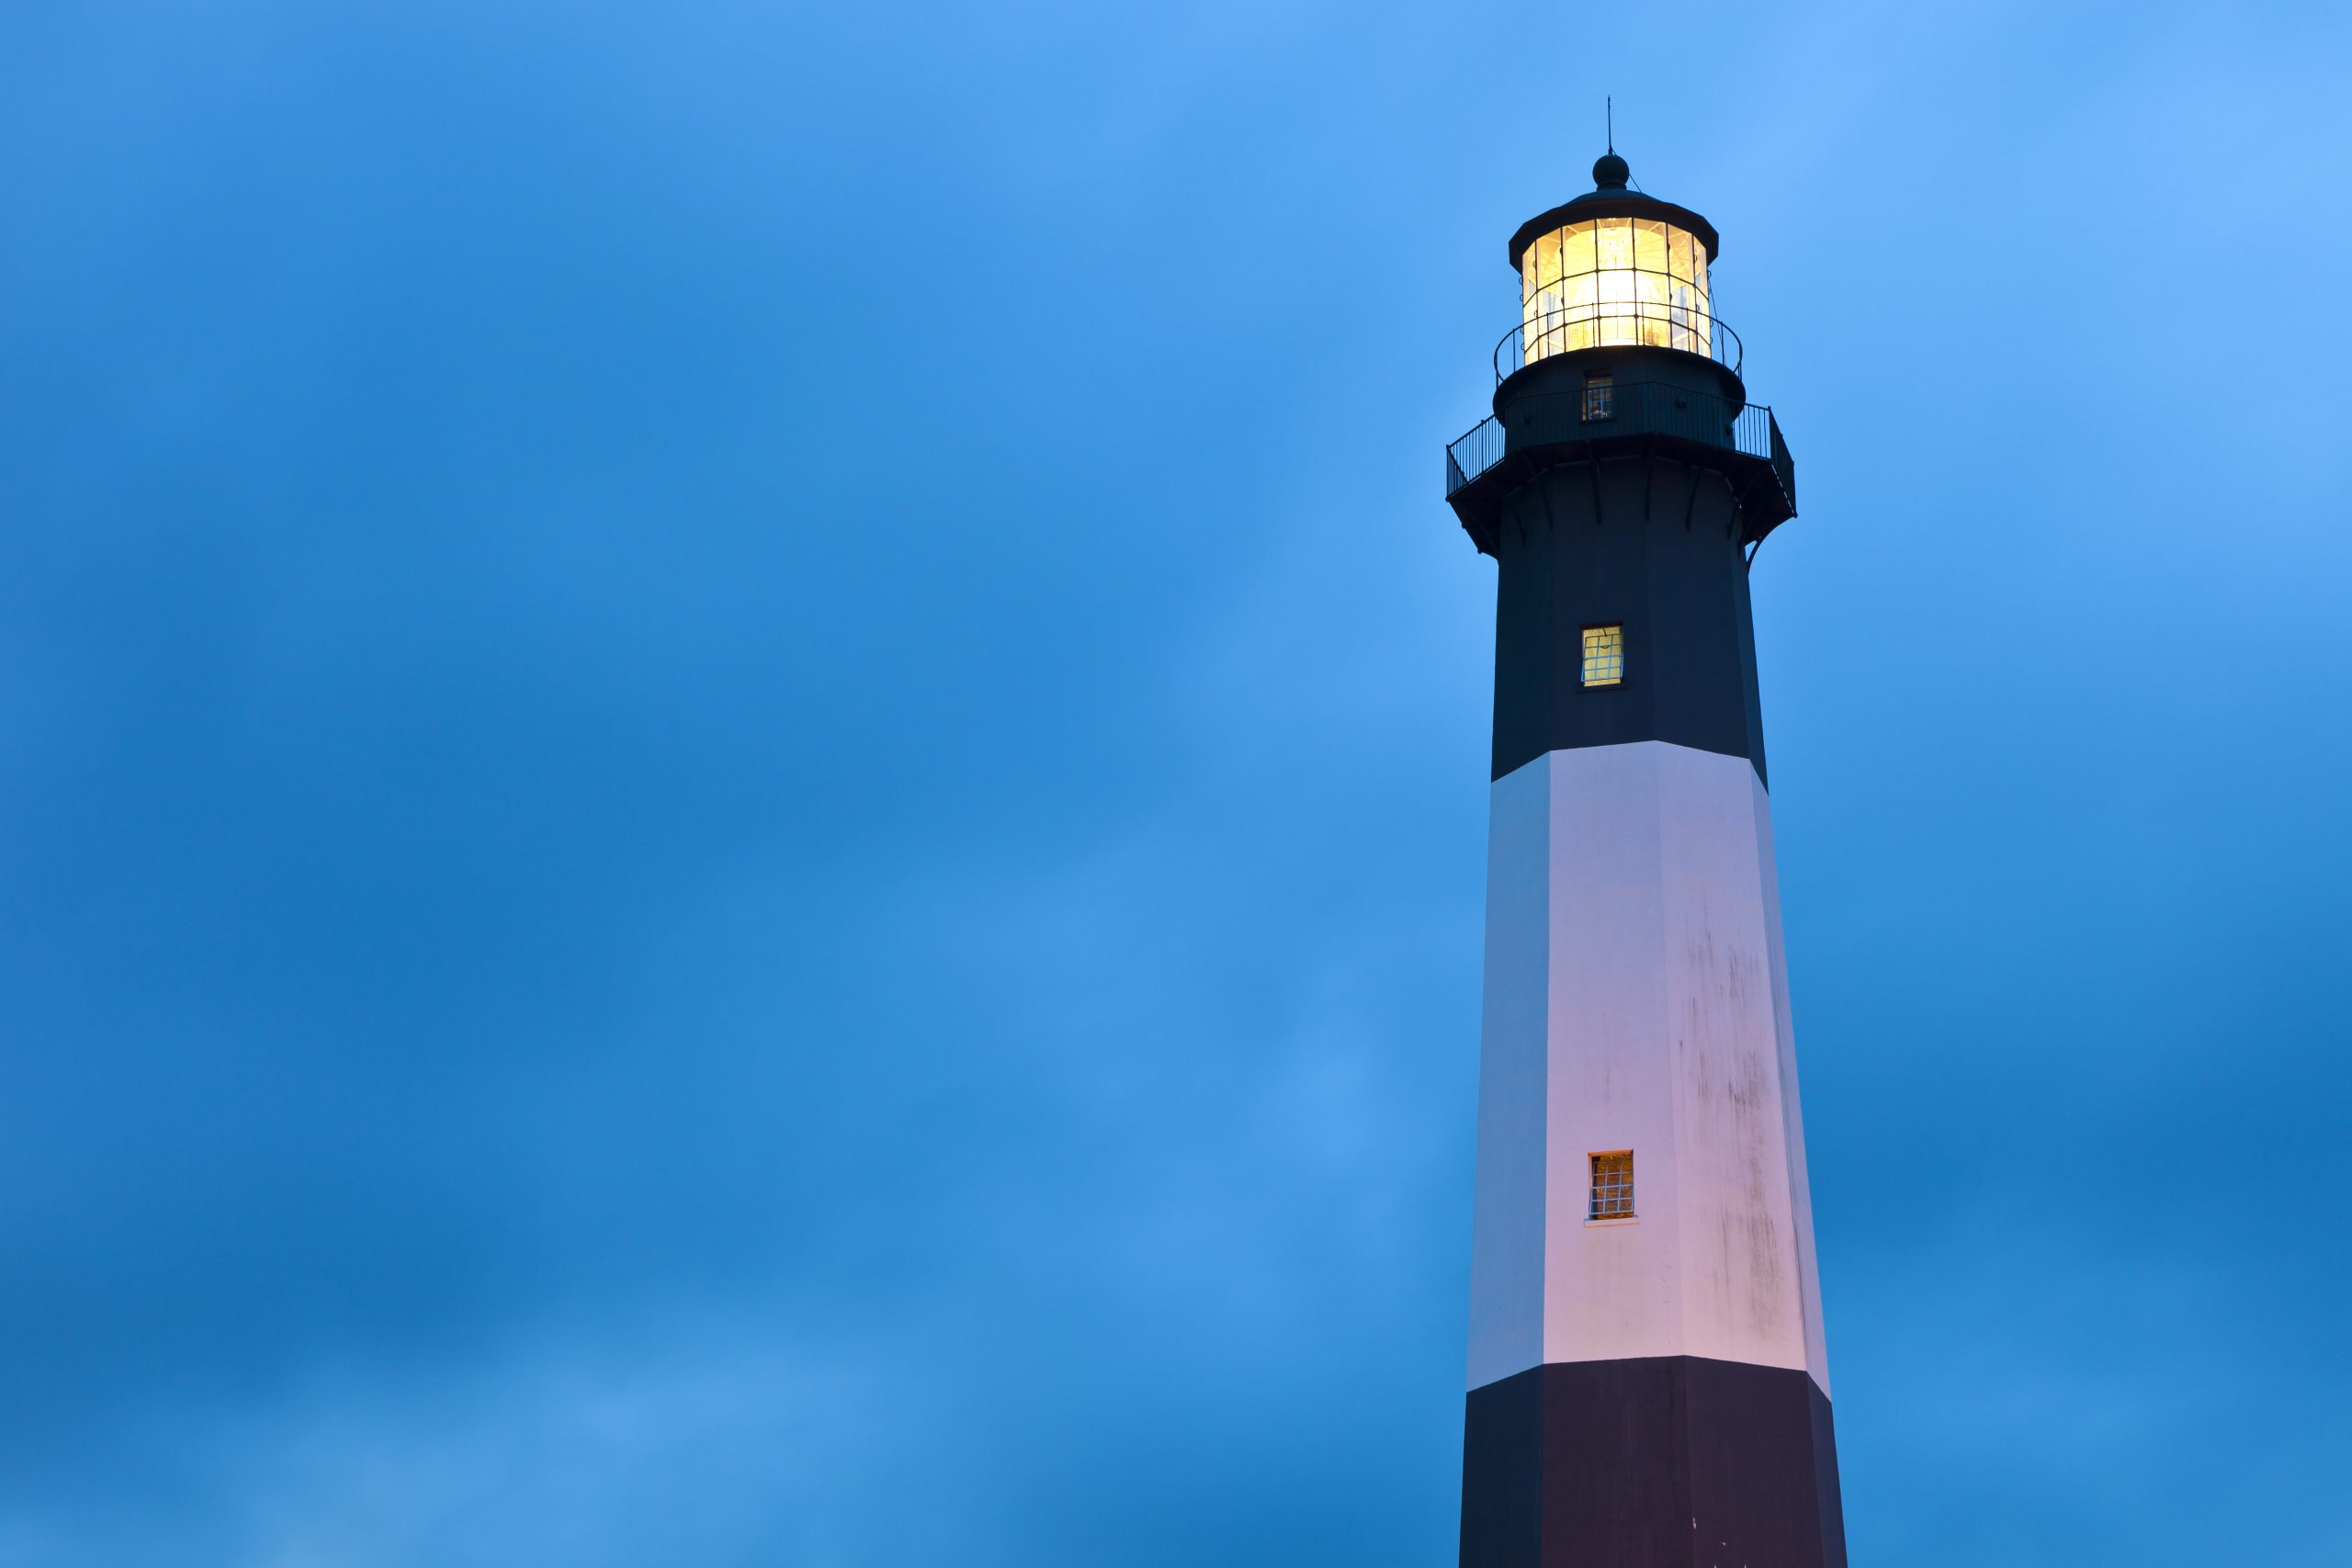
[1444,380,1792,512]
[1494,302,1744,383]
[1443,414,1506,496]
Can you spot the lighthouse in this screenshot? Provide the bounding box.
[1443,148,1846,1567]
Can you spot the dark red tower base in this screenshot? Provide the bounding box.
[1460,1357,1847,1568]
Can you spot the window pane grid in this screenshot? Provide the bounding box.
[1582,625,1624,687]
[1520,218,1712,362]
[1589,1151,1635,1219]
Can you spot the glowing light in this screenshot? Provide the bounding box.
[1521,218,1711,363]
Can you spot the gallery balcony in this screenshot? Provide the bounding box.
[1443,352,1795,558]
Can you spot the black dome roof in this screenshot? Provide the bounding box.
[1505,152,1721,274]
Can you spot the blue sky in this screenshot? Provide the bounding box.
[3,1,2348,1562]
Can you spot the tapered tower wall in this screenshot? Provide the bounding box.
[1466,739,1826,1390]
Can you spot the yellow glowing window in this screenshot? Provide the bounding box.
[1589,1151,1634,1219]
[1581,625,1624,687]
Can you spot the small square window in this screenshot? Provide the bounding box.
[1581,375,1614,422]
[1581,625,1623,687]
[1590,1151,1634,1219]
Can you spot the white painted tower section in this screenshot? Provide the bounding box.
[1464,740,1829,1396]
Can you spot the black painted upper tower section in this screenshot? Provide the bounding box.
[1443,152,1798,785]
[1489,457,1769,784]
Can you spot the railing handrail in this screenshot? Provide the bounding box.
[1445,415,1504,497]
[1443,379,1791,513]
[1493,301,1744,384]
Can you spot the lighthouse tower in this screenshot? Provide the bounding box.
[1442,149,1845,1568]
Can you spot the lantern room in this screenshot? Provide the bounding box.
[1506,151,1725,370]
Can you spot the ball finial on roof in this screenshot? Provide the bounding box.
[1593,151,1630,189]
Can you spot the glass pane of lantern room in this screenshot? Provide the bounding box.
[1526,229,1562,300]
[1597,277,1634,345]
[1667,278,1698,353]
[1638,291,1669,346]
[1593,221,1633,345]
[1555,225,1598,351]
[1669,226,1693,282]
[1558,270,1598,352]
[1634,223,1670,345]
[1634,220,1668,276]
[1559,222,1597,281]
[1595,219,1633,274]
[1524,286,1562,364]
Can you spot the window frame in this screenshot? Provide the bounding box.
[1581,372,1615,423]
[1588,1149,1636,1223]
